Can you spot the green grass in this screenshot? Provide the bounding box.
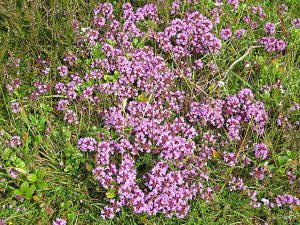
[0,0,300,224]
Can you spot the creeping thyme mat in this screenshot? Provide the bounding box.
[0,0,300,224]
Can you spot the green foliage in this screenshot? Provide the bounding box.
[12,168,47,200]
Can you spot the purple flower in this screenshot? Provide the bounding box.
[223,152,237,167]
[171,0,181,15]
[253,143,269,160]
[261,198,272,208]
[63,54,78,65]
[9,168,19,179]
[30,81,50,99]
[260,85,271,93]
[290,103,300,111]
[93,16,106,27]
[40,1,297,219]
[275,194,300,208]
[226,116,242,140]
[202,132,216,144]
[276,39,287,51]
[67,91,77,100]
[9,136,21,147]
[277,115,288,126]
[55,83,66,94]
[250,167,266,180]
[287,171,296,184]
[264,22,276,34]
[293,18,300,28]
[235,29,247,39]
[11,101,20,113]
[259,37,287,52]
[36,57,51,75]
[189,99,224,128]
[53,218,67,225]
[101,206,115,219]
[278,4,288,15]
[227,0,239,9]
[6,79,21,93]
[241,155,252,166]
[243,16,251,24]
[64,110,78,124]
[56,99,69,111]
[229,177,246,191]
[57,65,68,77]
[220,28,232,40]
[77,137,97,152]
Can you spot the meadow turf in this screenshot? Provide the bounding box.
[0,0,300,224]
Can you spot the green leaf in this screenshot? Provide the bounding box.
[13,189,23,196]
[23,193,33,200]
[35,169,45,180]
[267,164,276,171]
[85,58,93,65]
[110,180,118,185]
[278,156,288,166]
[105,189,116,199]
[9,153,17,162]
[67,212,76,221]
[15,167,28,174]
[286,150,292,158]
[52,130,60,137]
[133,37,140,47]
[107,39,117,46]
[262,91,271,99]
[23,184,36,199]
[91,43,103,58]
[27,173,38,182]
[113,70,120,78]
[39,103,53,112]
[2,148,11,160]
[37,181,48,190]
[62,127,71,138]
[34,135,43,144]
[103,74,115,82]
[137,93,148,102]
[14,158,26,169]
[241,3,247,10]
[20,181,30,193]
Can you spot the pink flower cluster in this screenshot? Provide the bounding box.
[253,143,269,159]
[264,22,276,34]
[9,136,21,147]
[84,100,207,218]
[53,218,67,225]
[6,78,21,94]
[10,101,21,113]
[77,137,97,152]
[154,11,222,60]
[91,138,204,219]
[259,37,287,52]
[7,1,297,221]
[30,81,50,99]
[189,89,268,139]
[220,28,232,40]
[59,2,299,219]
[223,152,237,167]
[229,177,246,191]
[275,195,300,208]
[36,57,50,75]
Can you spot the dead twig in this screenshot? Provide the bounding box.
[221,45,262,82]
